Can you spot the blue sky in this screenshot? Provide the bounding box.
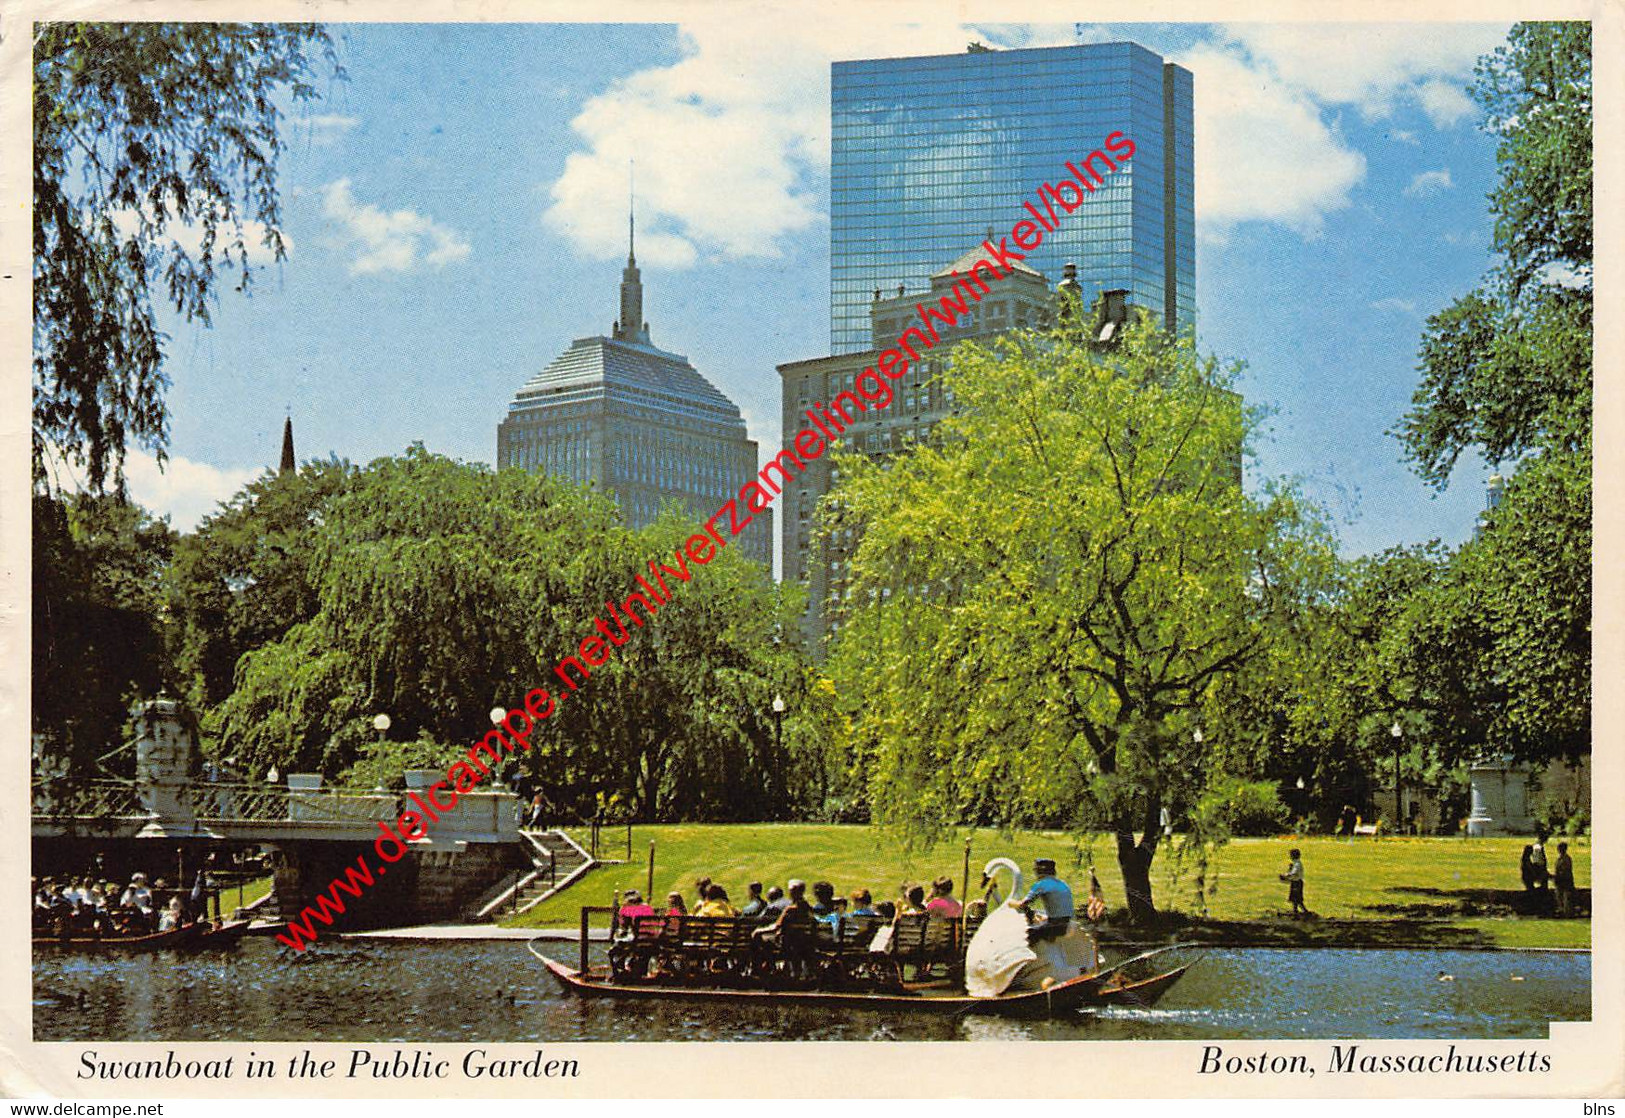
[116,19,1514,567]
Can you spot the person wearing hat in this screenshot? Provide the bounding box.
[1008,858,1074,945]
[120,873,152,915]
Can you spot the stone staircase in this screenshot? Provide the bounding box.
[466,828,598,921]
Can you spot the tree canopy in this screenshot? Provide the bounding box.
[203,448,809,820]
[1398,21,1591,484]
[33,23,339,493]
[822,316,1336,920]
[1390,22,1590,769]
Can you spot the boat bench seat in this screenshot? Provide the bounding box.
[617,915,758,955]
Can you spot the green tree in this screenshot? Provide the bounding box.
[33,22,339,492]
[211,447,624,779]
[1398,22,1590,481]
[164,457,355,720]
[33,493,175,776]
[1394,22,1590,766]
[824,320,1334,922]
[208,448,806,820]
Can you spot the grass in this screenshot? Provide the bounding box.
[229,875,274,911]
[499,824,1590,950]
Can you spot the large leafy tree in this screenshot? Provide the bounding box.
[33,493,176,776]
[209,448,805,820]
[824,319,1334,922]
[1394,22,1591,765]
[211,447,625,778]
[1398,22,1590,480]
[33,22,339,492]
[165,457,355,719]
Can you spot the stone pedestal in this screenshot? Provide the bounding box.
[135,697,194,823]
[404,770,518,839]
[1466,758,1537,836]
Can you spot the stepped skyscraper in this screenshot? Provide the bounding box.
[498,203,771,565]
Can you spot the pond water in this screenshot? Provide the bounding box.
[33,939,1588,1043]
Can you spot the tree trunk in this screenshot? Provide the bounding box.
[1115,795,1163,924]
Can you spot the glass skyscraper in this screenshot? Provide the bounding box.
[830,42,1194,353]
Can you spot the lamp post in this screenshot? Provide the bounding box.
[771,694,786,819]
[1390,720,1404,834]
[489,707,508,790]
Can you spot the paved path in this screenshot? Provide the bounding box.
[339,923,607,942]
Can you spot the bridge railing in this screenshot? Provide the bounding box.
[192,783,400,825]
[31,779,147,820]
[32,779,400,826]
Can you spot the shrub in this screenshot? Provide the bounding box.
[1198,776,1290,837]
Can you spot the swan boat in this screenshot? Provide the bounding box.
[530,859,1199,1019]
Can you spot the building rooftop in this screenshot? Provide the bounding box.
[931,246,1046,283]
[507,335,746,429]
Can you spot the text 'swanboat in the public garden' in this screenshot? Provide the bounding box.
[276,130,1137,952]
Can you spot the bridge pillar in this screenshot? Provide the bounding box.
[135,697,194,824]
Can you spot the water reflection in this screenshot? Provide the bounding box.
[33,940,1588,1043]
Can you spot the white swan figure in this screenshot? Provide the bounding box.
[964,857,1098,998]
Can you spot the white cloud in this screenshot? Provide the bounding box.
[1404,168,1454,197]
[1540,260,1592,290]
[123,450,261,532]
[545,23,1504,263]
[321,179,472,275]
[109,208,286,265]
[1369,296,1418,315]
[1415,79,1476,127]
[1175,43,1365,238]
[543,20,987,267]
[303,113,361,146]
[1220,23,1506,124]
[1390,129,1419,145]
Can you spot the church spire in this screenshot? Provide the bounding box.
[279,413,296,475]
[613,163,648,344]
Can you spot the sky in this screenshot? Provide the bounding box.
[111,18,1515,567]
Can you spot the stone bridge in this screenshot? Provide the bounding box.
[31,698,544,927]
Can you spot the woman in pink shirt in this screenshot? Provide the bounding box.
[924,875,963,918]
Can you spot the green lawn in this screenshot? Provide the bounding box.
[500,824,1590,949]
[229,874,274,911]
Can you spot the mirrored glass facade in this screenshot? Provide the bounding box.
[831,42,1194,353]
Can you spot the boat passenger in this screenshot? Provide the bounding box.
[617,889,656,923]
[761,885,790,919]
[157,897,185,933]
[874,900,897,921]
[753,879,814,974]
[1009,858,1073,945]
[696,884,739,918]
[898,883,927,916]
[848,888,875,917]
[810,881,837,917]
[120,873,153,915]
[925,876,963,919]
[664,892,688,916]
[739,882,767,919]
[692,877,712,912]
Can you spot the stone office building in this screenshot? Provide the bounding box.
[778,251,1058,645]
[497,216,771,565]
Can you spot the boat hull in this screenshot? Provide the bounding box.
[529,941,1190,1019]
[32,923,206,953]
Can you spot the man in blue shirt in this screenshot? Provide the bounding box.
[1010,858,1074,945]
